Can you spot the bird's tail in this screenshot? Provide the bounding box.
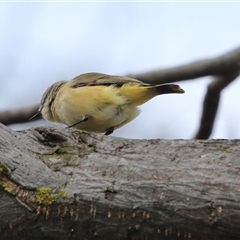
[120,83,184,106]
[155,84,185,95]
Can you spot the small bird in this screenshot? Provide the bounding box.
[31,72,184,135]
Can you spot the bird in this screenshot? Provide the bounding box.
[30,72,185,135]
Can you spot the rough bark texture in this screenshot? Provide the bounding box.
[0,123,240,240]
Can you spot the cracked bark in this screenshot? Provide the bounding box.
[0,123,240,239]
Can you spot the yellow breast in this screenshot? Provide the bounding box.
[52,84,140,133]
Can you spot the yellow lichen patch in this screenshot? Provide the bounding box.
[35,187,56,205]
[0,163,11,176]
[2,182,13,193]
[0,163,5,173]
[58,189,67,198]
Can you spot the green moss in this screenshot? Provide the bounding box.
[35,187,68,205]
[0,163,6,174]
[54,147,68,155]
[2,182,13,193]
[58,189,67,198]
[0,163,11,177]
[48,146,69,155]
[35,187,56,205]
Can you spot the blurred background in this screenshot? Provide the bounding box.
[1,2,240,139]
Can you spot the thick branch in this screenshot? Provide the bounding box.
[1,124,240,239]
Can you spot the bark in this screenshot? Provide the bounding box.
[0,123,240,240]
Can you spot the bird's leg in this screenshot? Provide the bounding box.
[105,127,114,135]
[68,115,89,128]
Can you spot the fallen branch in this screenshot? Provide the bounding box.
[0,123,240,239]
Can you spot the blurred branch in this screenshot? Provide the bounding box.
[195,71,239,139]
[0,46,240,138]
[130,47,240,84]
[0,105,39,125]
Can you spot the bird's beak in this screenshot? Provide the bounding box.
[29,111,42,121]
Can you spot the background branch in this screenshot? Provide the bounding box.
[0,105,39,125]
[195,71,239,139]
[130,47,240,84]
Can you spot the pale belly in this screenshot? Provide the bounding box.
[60,103,140,133]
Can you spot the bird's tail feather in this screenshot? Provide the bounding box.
[119,83,184,106]
[155,84,185,95]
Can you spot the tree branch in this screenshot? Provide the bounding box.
[0,105,39,125]
[130,47,240,84]
[1,124,240,239]
[195,71,239,139]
